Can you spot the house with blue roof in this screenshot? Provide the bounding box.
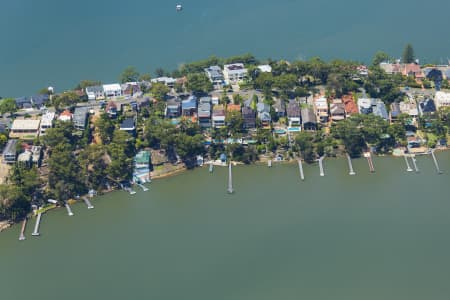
[182,95,197,117]
[257,102,271,127]
[15,97,32,109]
[30,94,49,109]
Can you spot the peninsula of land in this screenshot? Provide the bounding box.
[0,46,449,230]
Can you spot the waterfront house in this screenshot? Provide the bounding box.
[256,102,271,128]
[212,105,226,128]
[198,98,211,128]
[58,109,73,122]
[434,91,450,110]
[103,84,123,98]
[223,63,248,85]
[301,108,317,131]
[357,98,375,114]
[15,97,32,109]
[2,139,18,164]
[151,77,176,88]
[227,104,241,113]
[86,85,104,100]
[273,99,286,118]
[30,94,49,109]
[380,62,424,79]
[287,101,301,127]
[182,95,197,117]
[257,65,272,73]
[342,95,358,116]
[105,101,118,118]
[330,99,346,121]
[204,66,224,86]
[10,119,40,140]
[73,107,89,130]
[121,82,141,96]
[120,117,136,135]
[314,97,329,123]
[242,106,256,129]
[419,98,436,115]
[133,150,151,183]
[165,99,181,118]
[39,111,55,135]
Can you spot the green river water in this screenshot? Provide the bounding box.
[0,153,450,299]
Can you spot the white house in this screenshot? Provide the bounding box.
[257,65,272,73]
[435,91,450,110]
[39,111,55,135]
[86,85,104,100]
[223,63,248,85]
[103,84,123,98]
[151,77,176,87]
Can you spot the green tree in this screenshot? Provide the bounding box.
[294,132,315,162]
[75,80,102,90]
[8,165,41,197]
[42,121,77,148]
[226,110,244,137]
[139,73,152,82]
[94,113,115,144]
[185,73,213,95]
[78,144,109,191]
[120,66,140,83]
[106,130,135,181]
[151,82,170,101]
[51,91,80,111]
[0,185,29,221]
[372,51,391,66]
[48,143,84,201]
[0,98,17,115]
[402,44,415,64]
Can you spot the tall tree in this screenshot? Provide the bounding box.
[120,66,140,83]
[0,98,17,115]
[151,83,170,101]
[185,73,213,95]
[402,44,415,64]
[372,51,391,66]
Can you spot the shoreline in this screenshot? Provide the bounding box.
[1,148,448,235]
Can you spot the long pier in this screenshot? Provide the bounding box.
[209,162,213,173]
[137,183,149,191]
[19,218,27,241]
[346,154,355,175]
[83,197,94,209]
[65,203,74,216]
[430,150,443,174]
[298,159,304,181]
[268,159,272,168]
[227,162,234,194]
[411,155,419,173]
[364,152,375,173]
[318,156,325,177]
[32,209,42,236]
[404,155,413,172]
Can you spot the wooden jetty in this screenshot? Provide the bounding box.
[411,155,419,173]
[32,208,42,236]
[364,152,375,173]
[137,183,149,191]
[298,159,305,181]
[268,159,272,168]
[209,162,213,173]
[19,218,27,241]
[318,156,325,177]
[430,150,443,174]
[346,154,355,175]
[404,155,413,172]
[65,203,74,216]
[83,197,94,209]
[227,162,234,194]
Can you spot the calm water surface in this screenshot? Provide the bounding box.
[0,153,450,299]
[1,0,450,96]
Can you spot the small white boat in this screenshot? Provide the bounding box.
[176,4,182,11]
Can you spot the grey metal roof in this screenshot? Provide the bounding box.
[301,108,316,124]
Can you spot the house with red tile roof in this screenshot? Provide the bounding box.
[342,95,358,116]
